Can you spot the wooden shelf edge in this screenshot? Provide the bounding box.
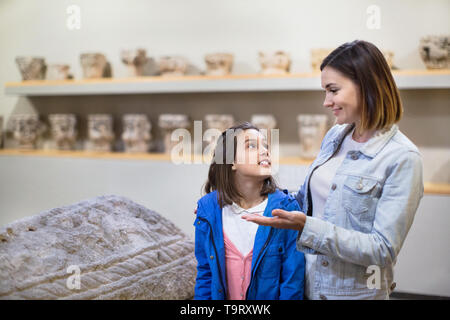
[1,149,448,195]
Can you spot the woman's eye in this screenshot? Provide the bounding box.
[248,142,257,149]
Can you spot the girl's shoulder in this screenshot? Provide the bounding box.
[196,191,220,219]
[271,189,300,212]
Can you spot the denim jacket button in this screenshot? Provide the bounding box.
[351,154,358,160]
[210,255,214,260]
[321,260,329,267]
[331,184,337,190]
[320,294,327,300]
[390,282,396,291]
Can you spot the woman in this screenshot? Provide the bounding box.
[243,40,424,300]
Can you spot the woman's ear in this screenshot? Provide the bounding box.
[231,163,236,171]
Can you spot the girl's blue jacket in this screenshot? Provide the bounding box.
[194,189,305,300]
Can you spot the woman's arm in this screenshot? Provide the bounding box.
[299,151,423,267]
[244,151,424,268]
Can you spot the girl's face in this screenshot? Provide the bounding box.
[321,66,362,125]
[232,129,271,180]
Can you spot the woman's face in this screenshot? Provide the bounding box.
[232,129,271,180]
[321,66,362,125]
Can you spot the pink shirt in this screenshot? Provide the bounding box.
[223,231,253,300]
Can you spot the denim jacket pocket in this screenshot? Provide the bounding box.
[342,176,378,233]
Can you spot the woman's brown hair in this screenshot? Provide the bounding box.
[320,40,403,133]
[204,122,278,208]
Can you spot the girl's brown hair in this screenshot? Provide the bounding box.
[320,40,403,133]
[204,122,278,208]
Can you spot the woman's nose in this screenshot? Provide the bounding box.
[323,95,334,108]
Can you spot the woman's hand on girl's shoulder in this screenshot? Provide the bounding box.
[242,209,306,231]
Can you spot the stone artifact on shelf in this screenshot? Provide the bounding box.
[204,114,235,156]
[419,35,450,69]
[158,56,188,76]
[297,114,328,159]
[0,195,196,299]
[250,114,277,146]
[121,114,152,153]
[0,115,3,148]
[86,114,115,152]
[49,114,77,150]
[80,53,112,79]
[204,53,234,76]
[382,50,395,69]
[258,51,291,75]
[120,49,156,77]
[310,48,333,72]
[158,114,190,154]
[46,64,73,80]
[8,114,46,150]
[15,57,47,80]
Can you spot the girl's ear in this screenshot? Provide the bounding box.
[231,163,236,171]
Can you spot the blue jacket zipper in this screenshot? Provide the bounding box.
[245,227,274,300]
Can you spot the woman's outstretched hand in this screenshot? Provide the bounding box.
[242,209,307,231]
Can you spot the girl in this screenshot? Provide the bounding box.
[194,122,305,300]
[243,40,424,300]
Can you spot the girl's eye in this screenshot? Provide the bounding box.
[248,142,257,149]
[330,88,338,93]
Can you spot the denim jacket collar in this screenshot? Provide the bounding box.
[332,123,399,158]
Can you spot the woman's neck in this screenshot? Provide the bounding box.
[352,122,376,143]
[234,175,266,209]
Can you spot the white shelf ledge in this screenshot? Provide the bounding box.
[4,70,450,96]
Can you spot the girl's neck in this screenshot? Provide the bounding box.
[234,176,266,209]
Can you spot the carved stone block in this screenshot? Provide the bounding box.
[419,35,449,69]
[250,114,277,146]
[49,114,77,150]
[87,114,114,152]
[80,53,112,79]
[15,57,47,80]
[297,114,328,159]
[204,53,234,76]
[8,114,46,150]
[310,49,333,72]
[158,56,187,77]
[0,195,196,299]
[122,114,152,153]
[121,49,156,77]
[0,116,3,149]
[259,51,291,75]
[47,64,73,80]
[158,114,190,154]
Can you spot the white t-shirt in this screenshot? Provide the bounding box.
[305,129,366,299]
[222,198,268,256]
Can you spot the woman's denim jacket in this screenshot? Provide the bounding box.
[295,123,424,299]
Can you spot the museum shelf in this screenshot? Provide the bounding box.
[4,70,450,96]
[1,149,449,195]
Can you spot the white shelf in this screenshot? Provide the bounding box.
[4,70,450,96]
